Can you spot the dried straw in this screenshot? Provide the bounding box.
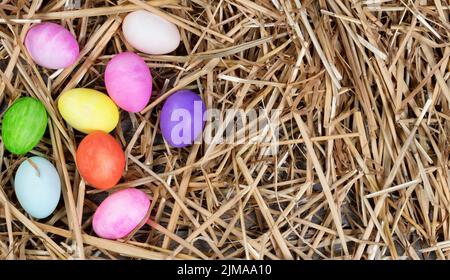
[0,0,449,260]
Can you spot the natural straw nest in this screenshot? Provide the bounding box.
[0,0,449,260]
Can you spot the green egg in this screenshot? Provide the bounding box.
[2,97,47,155]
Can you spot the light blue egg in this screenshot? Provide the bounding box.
[14,156,61,219]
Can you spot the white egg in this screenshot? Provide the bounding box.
[122,10,181,55]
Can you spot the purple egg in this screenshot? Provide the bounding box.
[160,90,206,148]
[25,22,79,69]
[105,52,153,112]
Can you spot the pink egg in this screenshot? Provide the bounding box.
[93,189,151,240]
[104,52,152,112]
[25,22,79,69]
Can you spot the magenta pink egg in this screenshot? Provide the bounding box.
[25,22,79,69]
[104,52,152,112]
[93,189,151,240]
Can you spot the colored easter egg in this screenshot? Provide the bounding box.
[76,131,125,190]
[122,10,181,55]
[15,156,61,219]
[2,97,47,155]
[58,88,119,134]
[25,22,79,69]
[93,189,151,240]
[105,52,152,112]
[160,90,206,148]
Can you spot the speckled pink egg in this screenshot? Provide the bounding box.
[93,189,151,240]
[104,52,152,112]
[25,22,79,69]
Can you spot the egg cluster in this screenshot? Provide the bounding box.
[2,10,207,240]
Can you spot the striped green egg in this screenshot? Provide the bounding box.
[2,97,47,155]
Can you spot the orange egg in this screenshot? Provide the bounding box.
[76,131,125,190]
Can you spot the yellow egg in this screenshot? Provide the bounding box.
[58,88,119,134]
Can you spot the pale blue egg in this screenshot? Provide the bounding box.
[14,156,61,219]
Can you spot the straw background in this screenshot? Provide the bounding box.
[0,0,449,260]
